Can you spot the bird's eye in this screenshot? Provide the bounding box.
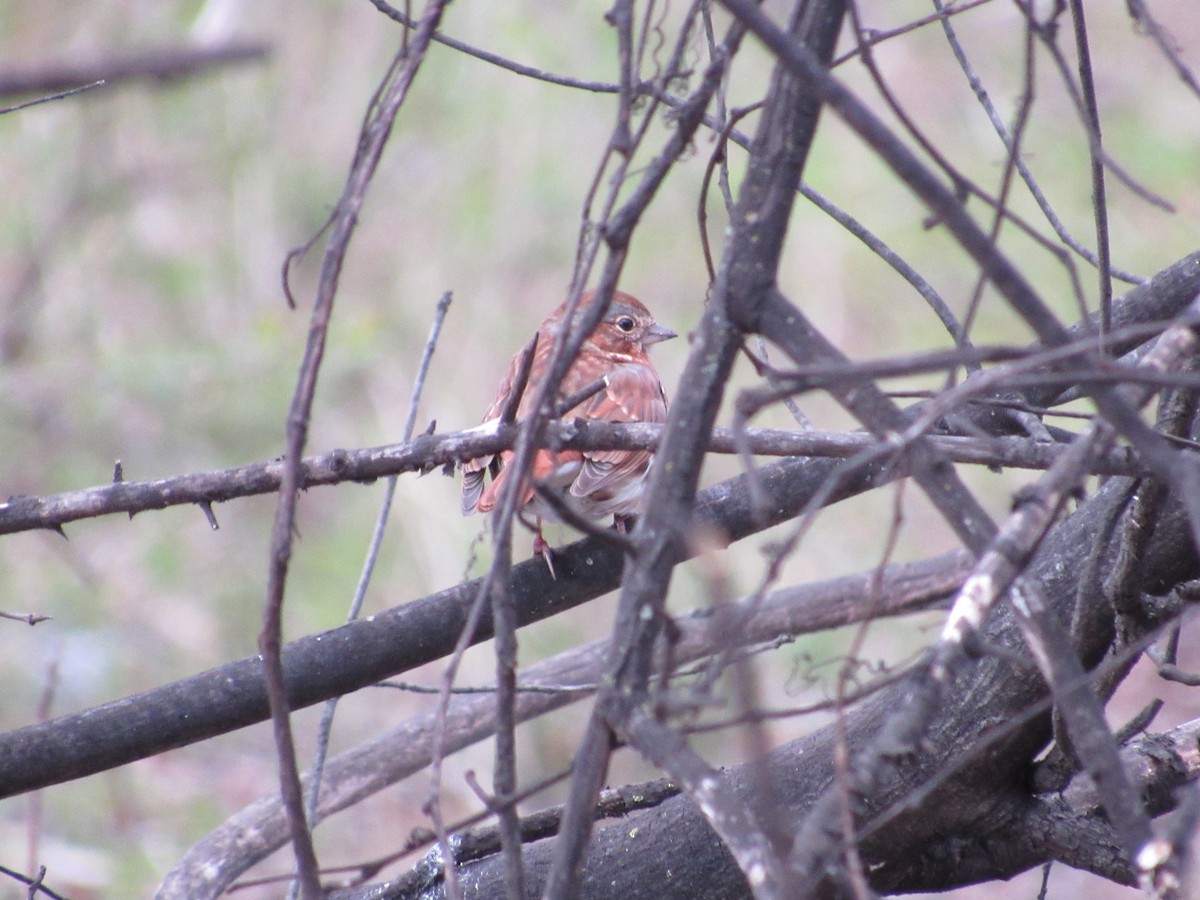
[615,316,636,333]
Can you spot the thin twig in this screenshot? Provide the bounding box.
[0,864,66,900]
[1067,0,1114,334]
[264,5,449,897]
[1025,5,1173,213]
[929,0,1144,284]
[368,0,627,94]
[837,482,906,897]
[1124,0,1200,101]
[25,655,59,885]
[800,182,972,355]
[296,293,452,893]
[0,611,51,625]
[0,80,105,116]
[960,10,1043,342]
[831,0,993,67]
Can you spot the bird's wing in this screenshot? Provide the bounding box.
[461,334,544,514]
[570,364,667,499]
[461,467,489,515]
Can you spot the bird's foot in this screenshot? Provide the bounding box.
[532,529,557,579]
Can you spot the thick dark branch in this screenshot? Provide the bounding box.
[545,4,847,894]
[0,443,899,802]
[159,552,968,899]
[880,716,1200,892]
[0,41,270,99]
[1053,718,1200,856]
[787,298,1200,891]
[614,700,791,895]
[401,474,1200,898]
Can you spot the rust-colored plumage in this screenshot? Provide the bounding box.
[461,289,675,558]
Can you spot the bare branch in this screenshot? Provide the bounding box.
[300,291,454,877]
[263,5,449,895]
[721,0,1200,553]
[0,80,106,116]
[158,552,967,898]
[546,4,841,893]
[0,41,269,100]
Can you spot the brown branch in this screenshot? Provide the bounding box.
[159,552,967,898]
[262,4,448,895]
[0,423,1154,538]
[367,0,627,94]
[545,4,841,892]
[7,246,1198,539]
[417,454,1199,898]
[784,296,1200,893]
[0,41,270,100]
[3,382,975,814]
[720,0,1200,555]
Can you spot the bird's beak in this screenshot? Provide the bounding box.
[644,323,677,345]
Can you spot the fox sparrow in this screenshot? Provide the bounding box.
[461,289,675,567]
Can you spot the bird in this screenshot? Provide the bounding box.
[461,288,675,572]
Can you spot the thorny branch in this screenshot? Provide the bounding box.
[7,2,1200,899]
[0,420,1162,537]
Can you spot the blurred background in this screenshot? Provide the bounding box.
[0,1,1197,896]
